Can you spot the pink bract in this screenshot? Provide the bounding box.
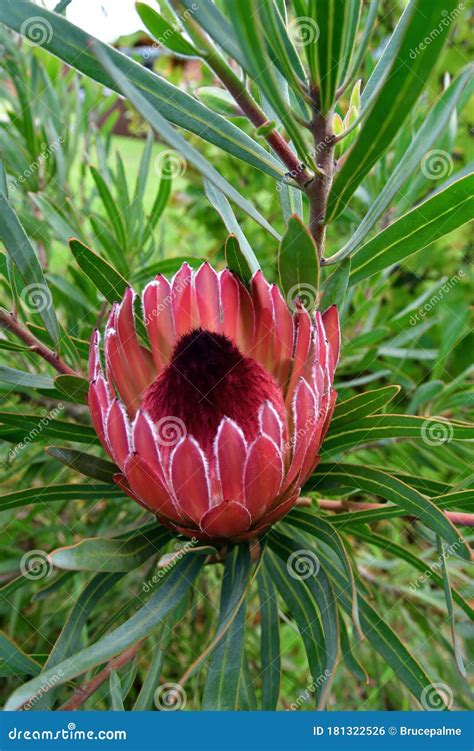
[88,262,339,543]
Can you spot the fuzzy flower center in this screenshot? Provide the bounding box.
[143,328,284,450]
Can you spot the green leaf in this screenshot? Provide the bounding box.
[335,68,472,257]
[353,528,473,622]
[436,536,467,675]
[315,542,448,706]
[54,374,89,404]
[258,0,307,97]
[271,531,339,710]
[312,464,471,560]
[307,0,347,112]
[69,237,128,304]
[202,545,250,710]
[225,0,313,165]
[267,548,327,704]
[0,412,98,446]
[278,215,320,311]
[136,3,199,57]
[224,235,254,287]
[285,509,362,636]
[36,572,124,708]
[0,632,40,678]
[323,413,474,453]
[0,484,121,512]
[256,567,280,710]
[45,447,118,483]
[90,167,127,249]
[5,554,204,710]
[49,526,170,572]
[0,193,60,346]
[93,42,280,239]
[0,1,284,181]
[204,181,262,271]
[348,173,474,283]
[109,670,125,710]
[0,366,54,390]
[321,258,351,309]
[331,385,400,425]
[327,0,462,220]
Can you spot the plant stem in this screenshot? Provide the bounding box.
[0,309,77,376]
[59,641,143,711]
[317,499,474,527]
[306,99,336,260]
[175,6,313,190]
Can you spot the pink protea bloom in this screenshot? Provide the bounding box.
[88,262,339,543]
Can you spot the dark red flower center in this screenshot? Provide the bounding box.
[143,328,284,450]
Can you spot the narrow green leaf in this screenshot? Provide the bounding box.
[5,555,204,710]
[321,258,351,309]
[225,235,253,286]
[204,181,261,271]
[312,464,471,560]
[49,526,170,572]
[93,42,280,239]
[54,374,89,404]
[0,366,54,390]
[0,632,40,678]
[307,0,347,112]
[316,542,446,706]
[0,484,121,512]
[0,412,98,446]
[136,3,199,57]
[337,68,472,257]
[202,546,250,710]
[257,567,280,710]
[0,1,284,180]
[436,536,467,676]
[278,215,320,311]
[0,194,59,345]
[69,238,128,304]
[90,167,127,249]
[353,528,473,622]
[348,173,474,283]
[225,0,313,165]
[327,0,462,220]
[331,385,400,425]
[45,447,118,483]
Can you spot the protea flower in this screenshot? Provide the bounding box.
[88,262,339,543]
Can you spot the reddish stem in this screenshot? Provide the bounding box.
[0,309,77,376]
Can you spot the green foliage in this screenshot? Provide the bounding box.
[0,0,472,713]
